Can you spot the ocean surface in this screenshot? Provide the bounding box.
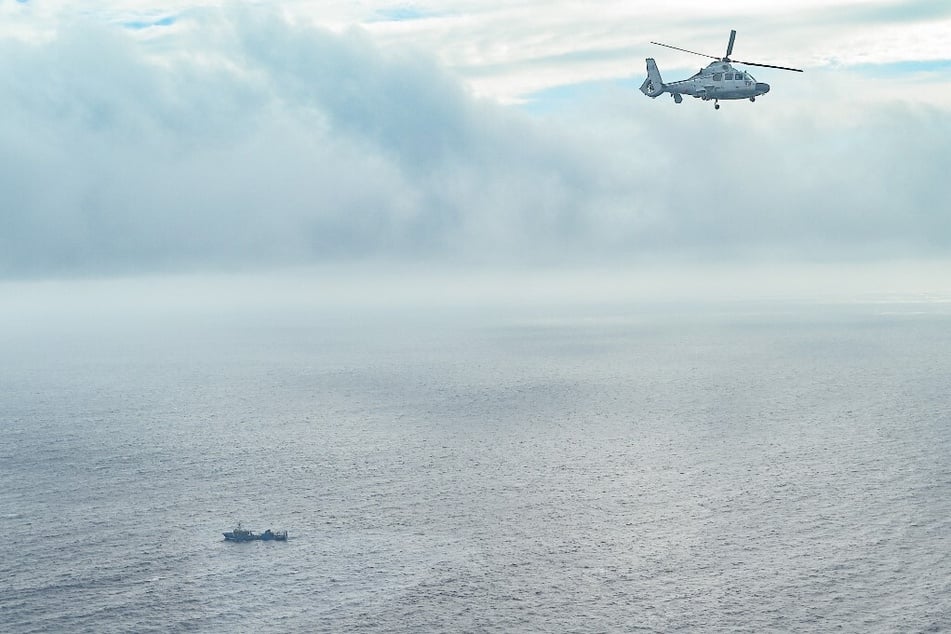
[2,298,949,632]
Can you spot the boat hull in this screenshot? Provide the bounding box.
[223,530,287,542]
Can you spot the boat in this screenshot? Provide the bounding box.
[223,522,288,542]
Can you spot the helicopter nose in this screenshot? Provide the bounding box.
[756,82,770,94]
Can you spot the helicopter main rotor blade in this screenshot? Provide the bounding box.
[735,59,804,72]
[725,30,736,59]
[650,41,719,60]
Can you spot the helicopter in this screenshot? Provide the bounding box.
[640,30,802,109]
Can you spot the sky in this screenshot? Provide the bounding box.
[1,0,950,292]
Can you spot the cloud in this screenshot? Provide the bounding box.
[0,7,949,280]
[123,15,176,30]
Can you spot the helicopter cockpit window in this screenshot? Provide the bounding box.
[713,73,723,81]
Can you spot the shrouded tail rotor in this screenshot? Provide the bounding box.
[639,58,665,97]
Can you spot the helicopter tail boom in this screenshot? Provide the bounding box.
[639,58,665,98]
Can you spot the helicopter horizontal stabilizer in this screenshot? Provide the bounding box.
[640,58,665,98]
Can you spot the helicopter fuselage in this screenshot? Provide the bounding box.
[648,60,769,104]
[668,61,770,101]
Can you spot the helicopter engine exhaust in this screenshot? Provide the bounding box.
[639,58,665,98]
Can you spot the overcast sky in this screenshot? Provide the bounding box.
[1,0,949,281]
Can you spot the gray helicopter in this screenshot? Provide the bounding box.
[640,30,802,109]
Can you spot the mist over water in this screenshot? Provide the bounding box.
[2,275,950,632]
[3,3,950,630]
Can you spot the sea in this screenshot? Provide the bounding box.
[1,291,949,632]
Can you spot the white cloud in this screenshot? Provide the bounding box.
[5,1,951,100]
[0,5,949,280]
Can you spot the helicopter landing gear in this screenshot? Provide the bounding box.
[749,96,756,102]
[714,101,720,110]
[673,93,683,104]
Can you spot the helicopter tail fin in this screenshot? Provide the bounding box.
[640,58,665,98]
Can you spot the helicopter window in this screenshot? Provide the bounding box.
[724,73,733,80]
[713,73,723,81]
